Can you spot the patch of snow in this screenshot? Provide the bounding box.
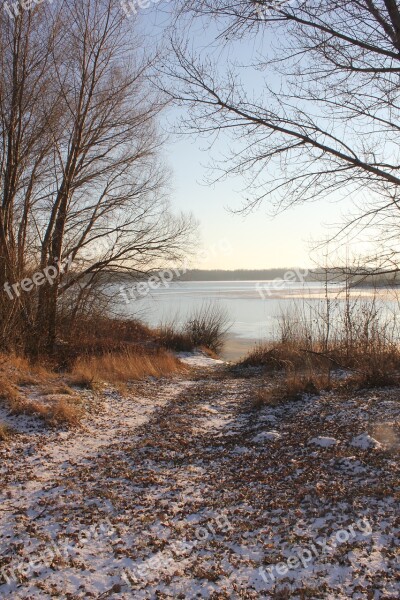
[231,446,250,455]
[258,414,278,424]
[252,430,281,443]
[350,433,382,450]
[177,351,224,367]
[309,436,339,447]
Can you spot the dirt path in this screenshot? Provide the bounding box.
[0,364,399,599]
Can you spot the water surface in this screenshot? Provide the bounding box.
[116,280,393,360]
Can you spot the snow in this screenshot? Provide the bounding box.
[252,430,281,443]
[309,436,339,447]
[350,433,382,450]
[177,351,225,367]
[0,368,399,599]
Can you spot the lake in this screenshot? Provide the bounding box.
[114,279,398,361]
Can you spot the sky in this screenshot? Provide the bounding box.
[164,135,345,270]
[130,1,367,270]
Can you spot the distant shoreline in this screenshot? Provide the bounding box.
[95,268,400,289]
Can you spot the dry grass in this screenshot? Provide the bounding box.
[240,293,400,391]
[0,353,53,387]
[0,422,12,441]
[252,387,284,408]
[6,395,83,427]
[40,383,75,396]
[159,303,230,354]
[240,341,313,372]
[66,372,97,390]
[243,338,400,391]
[70,349,186,384]
[0,356,84,428]
[54,315,157,370]
[0,377,21,405]
[45,397,83,427]
[253,372,331,408]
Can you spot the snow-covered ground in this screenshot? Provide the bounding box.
[0,360,399,599]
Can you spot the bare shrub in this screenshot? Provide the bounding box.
[241,288,400,390]
[158,303,230,354]
[184,302,230,353]
[157,321,194,352]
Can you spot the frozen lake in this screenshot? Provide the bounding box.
[115,280,395,360]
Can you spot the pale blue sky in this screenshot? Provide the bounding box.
[133,2,367,270]
[163,134,346,270]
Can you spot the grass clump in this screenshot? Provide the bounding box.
[6,396,83,428]
[240,290,400,391]
[71,348,186,384]
[0,422,12,441]
[45,397,83,427]
[159,302,230,354]
[0,360,83,427]
[253,372,331,408]
[0,378,21,406]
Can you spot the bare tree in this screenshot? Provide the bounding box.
[164,0,400,268]
[0,0,195,354]
[0,6,62,347]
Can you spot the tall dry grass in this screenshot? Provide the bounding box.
[0,422,12,441]
[0,355,83,427]
[242,285,400,391]
[71,348,186,384]
[159,302,230,354]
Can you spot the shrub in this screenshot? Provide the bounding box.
[240,291,400,389]
[184,302,229,353]
[157,323,193,352]
[158,303,230,354]
[184,302,230,353]
[24,316,158,370]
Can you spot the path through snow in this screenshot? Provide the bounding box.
[0,364,399,599]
